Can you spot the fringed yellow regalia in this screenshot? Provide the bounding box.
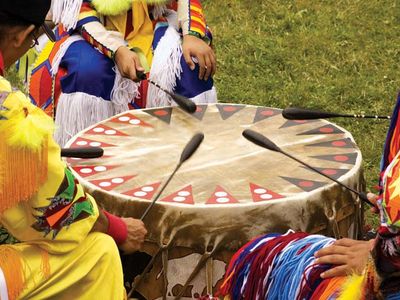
[0,76,125,299]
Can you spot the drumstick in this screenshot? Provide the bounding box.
[140,132,205,221]
[60,147,104,158]
[242,129,374,207]
[282,107,391,120]
[137,71,197,114]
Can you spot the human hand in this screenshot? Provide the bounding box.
[314,238,373,278]
[114,46,144,82]
[182,34,216,81]
[367,192,379,214]
[119,218,148,254]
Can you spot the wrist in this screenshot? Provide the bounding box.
[103,210,128,245]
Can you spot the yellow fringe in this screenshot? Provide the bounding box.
[40,249,51,279]
[0,92,54,213]
[337,273,366,300]
[0,246,26,300]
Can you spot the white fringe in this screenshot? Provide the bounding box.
[147,10,182,108]
[190,86,218,105]
[111,67,140,110]
[51,0,83,31]
[55,92,123,146]
[51,35,84,76]
[151,4,168,20]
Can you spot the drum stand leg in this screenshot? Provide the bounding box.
[127,246,164,298]
[205,257,214,295]
[161,249,169,300]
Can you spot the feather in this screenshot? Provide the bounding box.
[337,274,365,300]
[91,0,133,16]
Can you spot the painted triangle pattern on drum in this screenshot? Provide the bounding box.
[216,104,245,120]
[206,186,239,204]
[280,176,326,192]
[145,108,173,124]
[249,183,284,202]
[311,153,357,165]
[85,124,129,136]
[280,119,317,129]
[89,175,136,191]
[191,105,208,121]
[253,107,281,123]
[70,137,116,148]
[109,113,153,127]
[300,166,349,180]
[161,185,194,204]
[72,165,118,178]
[306,138,354,148]
[297,124,344,135]
[122,182,161,200]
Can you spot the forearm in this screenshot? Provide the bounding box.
[177,0,207,38]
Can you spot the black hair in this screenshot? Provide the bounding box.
[0,11,32,44]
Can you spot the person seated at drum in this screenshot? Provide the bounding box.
[0,1,147,298]
[29,0,217,146]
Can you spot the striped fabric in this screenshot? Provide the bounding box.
[188,0,207,38]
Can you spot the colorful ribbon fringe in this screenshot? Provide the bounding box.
[218,233,361,300]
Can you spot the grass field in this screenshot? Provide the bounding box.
[204,0,400,226]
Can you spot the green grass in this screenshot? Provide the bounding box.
[204,0,400,227]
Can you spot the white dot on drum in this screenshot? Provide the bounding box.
[134,191,147,197]
[141,186,154,192]
[80,168,93,174]
[105,130,116,135]
[215,191,227,197]
[260,194,273,200]
[119,116,130,122]
[178,191,190,197]
[173,196,186,202]
[90,142,101,147]
[111,178,124,184]
[216,197,230,203]
[76,141,88,146]
[254,188,267,194]
[129,119,141,125]
[94,166,107,172]
[93,127,105,133]
[99,181,111,187]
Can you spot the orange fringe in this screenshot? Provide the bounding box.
[0,246,26,300]
[319,277,347,300]
[0,138,48,214]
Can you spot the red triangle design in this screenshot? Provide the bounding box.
[71,165,118,178]
[85,124,129,136]
[161,185,195,205]
[89,175,136,191]
[122,182,161,200]
[249,183,284,202]
[109,113,153,127]
[206,186,238,205]
[70,137,116,148]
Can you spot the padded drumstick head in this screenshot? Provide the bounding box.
[60,147,104,158]
[180,133,205,163]
[282,107,341,120]
[242,129,281,153]
[170,93,197,114]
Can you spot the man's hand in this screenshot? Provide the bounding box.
[314,238,374,278]
[182,35,216,81]
[114,46,144,82]
[367,192,379,214]
[119,218,147,254]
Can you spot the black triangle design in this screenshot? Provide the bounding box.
[280,119,318,129]
[297,124,344,135]
[145,107,173,124]
[311,153,358,165]
[300,166,350,180]
[253,107,282,123]
[216,104,246,120]
[306,138,355,149]
[191,104,208,121]
[281,176,326,192]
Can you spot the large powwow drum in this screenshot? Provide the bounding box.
[66,104,364,299]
